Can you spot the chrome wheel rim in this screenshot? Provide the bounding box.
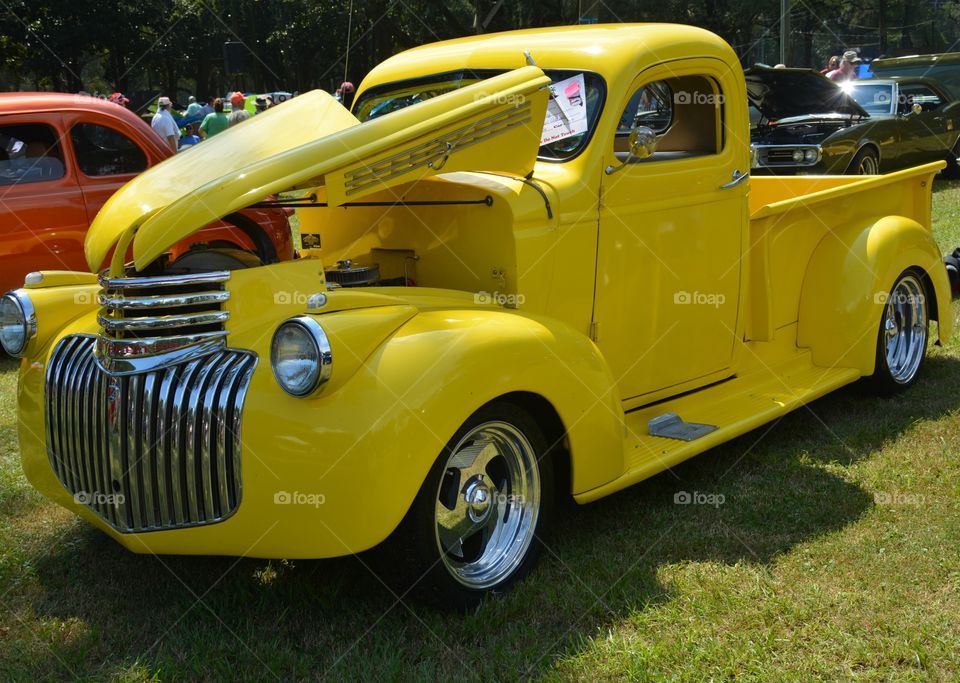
[859,154,879,175]
[434,421,540,589]
[883,275,927,384]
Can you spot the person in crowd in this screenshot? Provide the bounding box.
[827,51,860,82]
[151,96,180,153]
[773,63,787,69]
[199,96,214,117]
[199,98,229,139]
[254,95,268,114]
[228,91,250,126]
[185,95,202,117]
[178,123,201,150]
[108,92,130,107]
[820,55,840,75]
[335,81,355,110]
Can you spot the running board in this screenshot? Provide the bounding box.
[574,353,861,503]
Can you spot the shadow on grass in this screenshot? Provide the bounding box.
[14,355,960,680]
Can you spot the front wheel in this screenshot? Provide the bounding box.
[866,269,929,396]
[850,147,880,175]
[385,401,554,609]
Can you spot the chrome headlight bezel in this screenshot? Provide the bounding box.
[270,316,332,397]
[0,289,37,357]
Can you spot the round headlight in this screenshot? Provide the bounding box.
[792,149,804,162]
[804,148,818,162]
[270,316,332,396]
[0,291,36,357]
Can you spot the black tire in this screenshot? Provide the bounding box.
[849,147,880,175]
[940,139,960,180]
[866,268,929,396]
[380,400,554,610]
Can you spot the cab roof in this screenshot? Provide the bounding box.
[359,23,737,94]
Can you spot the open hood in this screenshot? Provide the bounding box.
[745,66,868,121]
[85,65,551,272]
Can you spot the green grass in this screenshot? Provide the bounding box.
[3,182,960,681]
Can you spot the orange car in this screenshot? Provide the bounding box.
[0,93,293,293]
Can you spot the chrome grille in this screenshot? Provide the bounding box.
[96,271,232,375]
[46,334,256,533]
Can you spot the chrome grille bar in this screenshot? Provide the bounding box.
[45,334,255,533]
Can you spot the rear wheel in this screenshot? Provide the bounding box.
[385,401,554,609]
[850,147,880,175]
[867,269,929,396]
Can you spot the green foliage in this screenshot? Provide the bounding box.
[1,1,960,106]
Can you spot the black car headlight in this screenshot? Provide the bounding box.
[270,316,332,396]
[0,290,37,357]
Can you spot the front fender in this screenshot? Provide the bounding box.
[797,215,952,374]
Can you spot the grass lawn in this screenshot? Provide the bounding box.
[2,182,960,681]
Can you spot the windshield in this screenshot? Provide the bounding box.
[353,68,606,162]
[846,83,895,115]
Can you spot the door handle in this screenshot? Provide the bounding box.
[720,169,749,190]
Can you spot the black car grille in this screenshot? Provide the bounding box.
[45,334,256,533]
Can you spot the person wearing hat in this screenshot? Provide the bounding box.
[185,95,202,117]
[108,92,130,107]
[254,95,268,114]
[227,91,250,127]
[827,50,861,82]
[335,81,355,110]
[151,96,180,153]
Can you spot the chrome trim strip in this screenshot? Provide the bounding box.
[99,291,230,310]
[98,271,231,289]
[97,310,230,332]
[94,334,227,376]
[343,104,533,195]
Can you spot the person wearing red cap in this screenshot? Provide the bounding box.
[108,92,130,107]
[228,91,250,127]
[335,81,355,110]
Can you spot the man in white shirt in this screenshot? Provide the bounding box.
[151,96,180,153]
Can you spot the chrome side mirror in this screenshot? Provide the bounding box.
[911,102,923,116]
[606,126,658,175]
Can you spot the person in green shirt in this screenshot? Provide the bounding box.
[199,98,229,139]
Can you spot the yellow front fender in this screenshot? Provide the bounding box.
[797,215,953,374]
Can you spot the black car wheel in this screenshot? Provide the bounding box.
[850,147,880,175]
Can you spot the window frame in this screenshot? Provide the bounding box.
[69,121,149,178]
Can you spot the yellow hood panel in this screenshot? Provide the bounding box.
[84,66,550,272]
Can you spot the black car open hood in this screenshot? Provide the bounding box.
[745,66,869,121]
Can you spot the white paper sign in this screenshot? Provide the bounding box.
[540,74,588,146]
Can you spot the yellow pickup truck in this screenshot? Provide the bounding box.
[1,24,953,608]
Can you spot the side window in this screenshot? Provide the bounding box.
[70,123,148,176]
[0,123,66,186]
[614,74,724,162]
[899,84,942,113]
